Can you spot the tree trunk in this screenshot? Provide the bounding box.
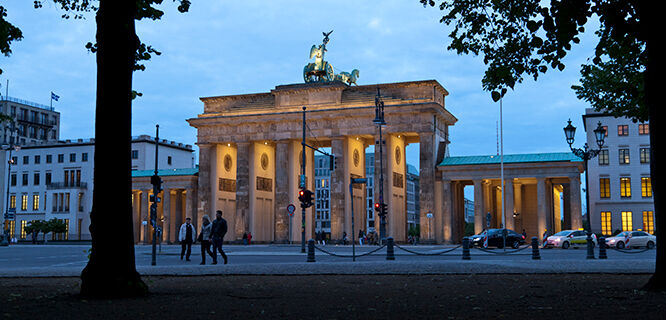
[80,0,147,298]
[642,1,666,292]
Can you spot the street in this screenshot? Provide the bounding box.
[0,243,656,276]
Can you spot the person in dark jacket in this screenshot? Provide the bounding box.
[211,210,228,265]
[199,215,215,265]
[178,217,197,261]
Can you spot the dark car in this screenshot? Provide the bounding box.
[470,228,526,249]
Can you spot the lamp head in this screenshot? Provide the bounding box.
[593,121,606,148]
[563,119,576,145]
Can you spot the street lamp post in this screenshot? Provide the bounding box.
[563,119,606,259]
[374,89,387,244]
[2,127,20,246]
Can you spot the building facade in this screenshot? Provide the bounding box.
[1,136,194,241]
[584,109,654,235]
[1,96,60,146]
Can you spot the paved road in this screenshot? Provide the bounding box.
[0,243,656,277]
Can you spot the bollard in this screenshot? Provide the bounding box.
[462,237,471,260]
[598,237,607,259]
[531,237,541,260]
[386,237,395,260]
[307,239,316,262]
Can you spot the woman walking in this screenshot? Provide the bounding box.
[199,215,215,265]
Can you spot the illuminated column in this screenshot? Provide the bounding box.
[330,137,346,240]
[537,177,548,238]
[441,179,453,243]
[274,140,290,243]
[504,178,514,230]
[569,175,583,230]
[162,189,171,243]
[419,132,436,242]
[235,142,251,237]
[473,179,484,234]
[140,190,149,244]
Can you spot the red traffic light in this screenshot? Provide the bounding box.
[374,203,381,211]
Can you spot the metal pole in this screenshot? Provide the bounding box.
[1,144,13,246]
[301,107,306,253]
[500,97,506,251]
[350,182,356,261]
[151,125,159,266]
[584,157,595,259]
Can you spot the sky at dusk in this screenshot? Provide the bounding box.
[1,1,601,168]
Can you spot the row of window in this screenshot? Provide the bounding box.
[9,192,84,212]
[10,169,81,187]
[600,211,654,235]
[602,123,649,137]
[597,147,650,165]
[12,153,88,166]
[598,177,651,199]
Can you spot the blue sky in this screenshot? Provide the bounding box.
[1,1,600,168]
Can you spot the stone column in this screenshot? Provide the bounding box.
[441,179,453,243]
[235,142,251,236]
[140,190,149,244]
[330,137,346,240]
[504,178,515,230]
[185,189,194,222]
[419,132,436,242]
[473,179,484,235]
[132,191,141,243]
[514,183,523,229]
[197,144,212,227]
[163,189,171,243]
[569,175,583,230]
[537,177,548,239]
[274,140,290,243]
[434,179,444,243]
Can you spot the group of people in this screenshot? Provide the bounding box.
[178,210,228,265]
[315,231,327,245]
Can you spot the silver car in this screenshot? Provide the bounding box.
[605,231,656,249]
[545,230,597,249]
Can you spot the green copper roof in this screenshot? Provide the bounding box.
[439,152,581,167]
[131,168,199,177]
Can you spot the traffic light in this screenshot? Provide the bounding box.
[380,203,388,217]
[298,189,314,208]
[329,154,337,171]
[374,202,381,213]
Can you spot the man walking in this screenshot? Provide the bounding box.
[178,217,197,261]
[211,210,229,265]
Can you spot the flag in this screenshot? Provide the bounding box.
[51,92,60,101]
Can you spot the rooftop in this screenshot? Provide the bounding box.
[439,152,581,167]
[131,168,199,178]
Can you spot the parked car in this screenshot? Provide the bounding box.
[544,230,597,249]
[470,228,526,249]
[605,231,656,249]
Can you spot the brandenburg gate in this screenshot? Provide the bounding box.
[188,79,455,243]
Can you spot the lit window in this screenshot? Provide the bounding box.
[619,149,630,164]
[641,177,652,197]
[620,177,632,198]
[598,149,609,165]
[32,194,40,210]
[21,194,28,211]
[20,220,28,239]
[9,195,16,209]
[642,211,654,234]
[621,211,633,231]
[600,211,612,235]
[638,123,649,135]
[640,148,650,164]
[617,125,629,136]
[599,178,611,199]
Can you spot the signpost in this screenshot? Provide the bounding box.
[287,204,296,244]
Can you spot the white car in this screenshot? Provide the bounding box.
[545,230,597,249]
[605,231,656,249]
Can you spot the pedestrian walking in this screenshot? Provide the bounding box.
[247,232,252,245]
[211,210,228,265]
[178,217,197,261]
[199,215,215,265]
[522,229,527,239]
[321,231,326,246]
[242,232,248,245]
[342,231,348,245]
[358,229,365,246]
